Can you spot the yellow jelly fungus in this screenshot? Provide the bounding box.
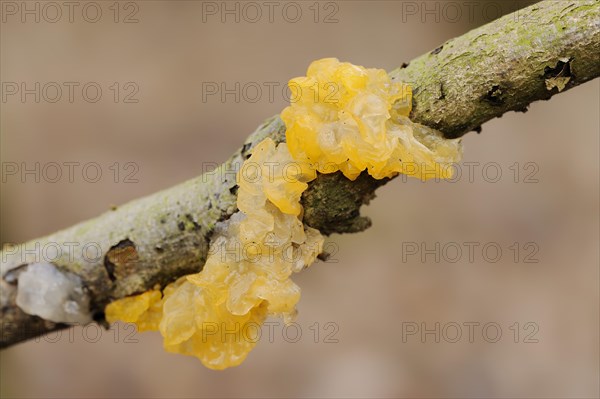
[104,289,163,332]
[281,57,462,180]
[106,138,324,370]
[105,58,462,370]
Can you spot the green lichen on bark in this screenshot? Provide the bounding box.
[389,0,600,138]
[1,0,599,348]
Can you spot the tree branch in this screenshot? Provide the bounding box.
[1,0,598,348]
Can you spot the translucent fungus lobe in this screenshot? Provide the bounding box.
[105,58,462,369]
[282,58,462,180]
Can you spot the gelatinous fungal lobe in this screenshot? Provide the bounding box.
[16,262,92,324]
[105,58,462,370]
[281,58,462,180]
[107,138,324,370]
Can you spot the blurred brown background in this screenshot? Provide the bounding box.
[1,1,598,397]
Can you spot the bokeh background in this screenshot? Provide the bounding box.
[1,1,598,397]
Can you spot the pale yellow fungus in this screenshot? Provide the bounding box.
[105,58,462,369]
[105,289,162,332]
[282,58,462,180]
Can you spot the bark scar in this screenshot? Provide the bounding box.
[104,239,138,282]
[483,85,505,106]
[431,45,443,55]
[544,58,573,92]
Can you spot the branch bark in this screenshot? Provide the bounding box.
[1,0,599,348]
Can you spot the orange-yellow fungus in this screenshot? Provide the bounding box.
[282,58,462,180]
[105,58,462,369]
